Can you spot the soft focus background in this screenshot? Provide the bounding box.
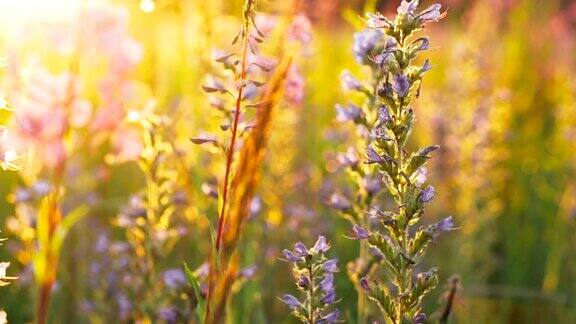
[0,0,575,323]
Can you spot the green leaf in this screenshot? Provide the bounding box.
[184,261,206,320]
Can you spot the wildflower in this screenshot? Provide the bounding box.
[280,294,302,309]
[352,225,370,240]
[353,29,383,64]
[366,13,391,29]
[418,4,445,23]
[340,70,362,92]
[281,236,339,323]
[393,74,411,98]
[288,14,312,44]
[323,259,339,273]
[313,235,330,253]
[336,148,359,169]
[398,0,419,15]
[326,193,351,211]
[335,103,364,123]
[335,1,449,322]
[420,185,436,203]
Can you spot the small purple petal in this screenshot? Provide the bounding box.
[314,236,331,253]
[393,74,410,98]
[282,249,301,262]
[352,225,370,240]
[413,312,427,324]
[280,294,302,309]
[360,277,370,291]
[323,259,339,273]
[293,242,309,257]
[340,70,362,91]
[419,185,436,203]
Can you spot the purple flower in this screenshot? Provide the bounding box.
[398,0,419,15]
[320,273,335,294]
[336,148,359,168]
[378,105,391,124]
[313,236,330,253]
[353,29,383,64]
[360,277,370,291]
[366,13,391,29]
[163,269,186,289]
[420,59,432,73]
[297,275,310,288]
[340,70,362,91]
[320,309,340,323]
[282,249,301,262]
[323,259,339,273]
[362,175,382,195]
[435,216,456,232]
[293,242,309,257]
[240,265,258,279]
[352,225,370,240]
[413,313,427,323]
[159,307,179,323]
[418,4,445,22]
[280,294,302,309]
[327,193,351,211]
[419,185,436,203]
[393,74,410,98]
[365,146,386,164]
[321,290,337,304]
[335,103,364,123]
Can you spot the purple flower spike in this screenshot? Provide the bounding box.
[352,225,370,240]
[314,236,331,253]
[323,259,339,273]
[341,70,362,91]
[280,294,302,309]
[393,74,410,98]
[419,185,436,203]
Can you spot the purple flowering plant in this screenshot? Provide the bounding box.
[331,0,454,322]
[281,236,340,324]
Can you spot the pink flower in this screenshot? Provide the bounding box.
[285,65,305,106]
[288,14,312,44]
[254,14,278,37]
[8,68,92,169]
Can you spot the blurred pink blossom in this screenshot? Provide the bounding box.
[7,68,92,169]
[285,65,305,106]
[288,14,312,45]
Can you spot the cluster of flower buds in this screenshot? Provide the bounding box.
[281,236,340,324]
[333,0,453,322]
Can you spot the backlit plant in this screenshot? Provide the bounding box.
[331,1,454,322]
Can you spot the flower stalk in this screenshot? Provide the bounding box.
[332,1,452,322]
